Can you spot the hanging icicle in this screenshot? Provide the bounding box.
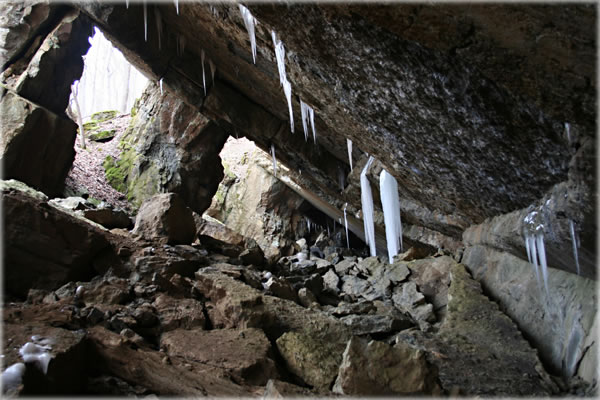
[343,203,350,249]
[309,106,316,144]
[143,1,148,42]
[300,100,309,142]
[523,210,549,295]
[272,31,294,133]
[360,156,376,257]
[271,144,277,176]
[239,5,257,64]
[154,7,162,50]
[174,0,179,15]
[125,0,129,9]
[347,139,353,171]
[569,219,581,275]
[380,169,403,263]
[300,100,317,143]
[159,78,163,95]
[201,49,206,95]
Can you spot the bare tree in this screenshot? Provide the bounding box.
[70,80,86,149]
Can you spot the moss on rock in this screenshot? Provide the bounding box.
[88,129,116,142]
[90,110,118,122]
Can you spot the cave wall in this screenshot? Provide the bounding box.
[0,1,595,384]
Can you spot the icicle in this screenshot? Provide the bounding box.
[209,59,216,85]
[159,78,163,95]
[272,31,287,86]
[125,0,129,9]
[300,100,316,143]
[309,106,316,144]
[174,0,179,15]
[338,167,345,192]
[300,100,309,142]
[565,122,571,144]
[143,1,148,42]
[343,203,350,249]
[536,233,549,295]
[239,5,257,64]
[154,7,162,50]
[201,49,206,95]
[380,169,403,262]
[327,224,330,236]
[283,79,293,133]
[569,219,581,275]
[360,156,376,257]
[272,31,294,133]
[347,139,353,171]
[271,144,277,176]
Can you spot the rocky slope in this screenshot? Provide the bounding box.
[4,180,592,397]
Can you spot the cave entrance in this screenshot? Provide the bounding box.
[64,26,149,211]
[204,135,367,259]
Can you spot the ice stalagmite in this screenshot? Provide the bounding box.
[239,5,257,64]
[343,203,350,249]
[569,219,581,275]
[272,31,294,133]
[360,156,376,257]
[380,169,402,262]
[271,144,277,176]
[143,1,148,42]
[201,49,206,95]
[347,139,353,171]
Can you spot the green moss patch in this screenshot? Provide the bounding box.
[88,129,116,142]
[91,110,118,123]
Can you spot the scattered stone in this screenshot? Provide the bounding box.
[264,277,299,303]
[332,336,440,395]
[334,258,357,275]
[153,294,206,331]
[132,193,196,245]
[340,314,412,336]
[298,287,319,308]
[83,208,132,230]
[341,275,370,298]
[322,269,341,294]
[262,379,313,397]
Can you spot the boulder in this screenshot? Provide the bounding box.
[193,269,351,388]
[407,256,454,311]
[462,245,597,383]
[195,214,247,247]
[394,263,557,396]
[340,314,412,336]
[340,275,370,298]
[0,89,77,197]
[264,277,298,303]
[332,337,440,395]
[86,326,257,396]
[2,180,114,297]
[392,282,435,328]
[83,208,132,230]
[330,300,376,316]
[334,258,357,275]
[160,328,278,385]
[262,379,313,397]
[2,323,88,395]
[297,287,319,308]
[10,9,92,115]
[276,326,349,391]
[132,193,196,245]
[322,269,340,293]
